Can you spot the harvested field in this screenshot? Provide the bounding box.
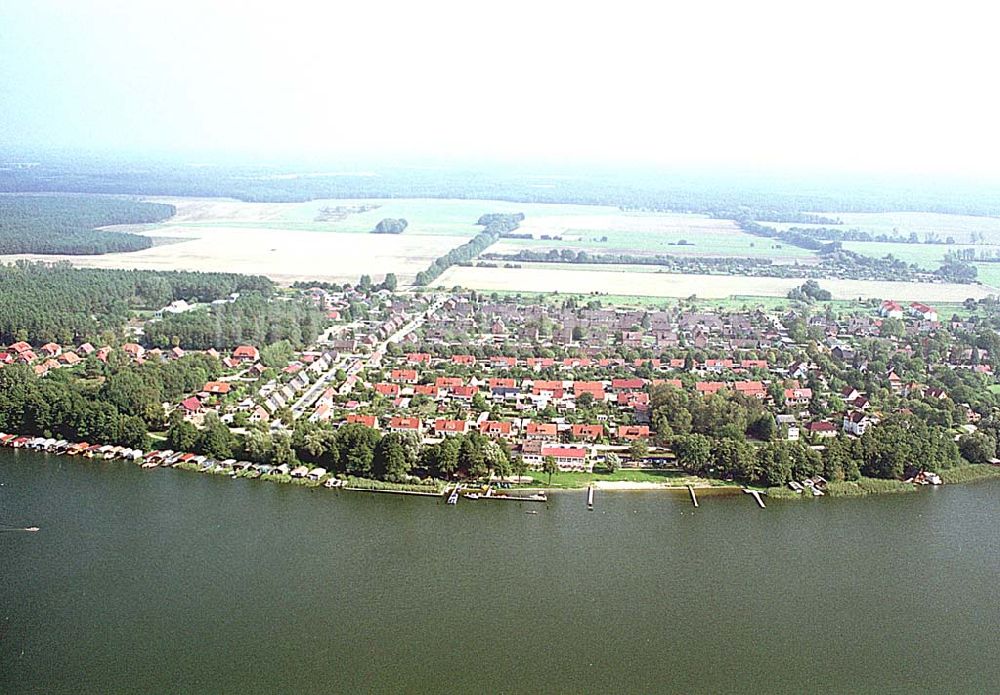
[0,226,462,284]
[436,265,995,302]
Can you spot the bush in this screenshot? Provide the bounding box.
[938,464,1000,484]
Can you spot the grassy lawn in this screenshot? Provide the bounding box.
[517,468,739,489]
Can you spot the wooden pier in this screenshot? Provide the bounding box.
[743,488,766,508]
[586,485,595,510]
[687,485,699,508]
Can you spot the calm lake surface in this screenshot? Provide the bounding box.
[2,450,998,694]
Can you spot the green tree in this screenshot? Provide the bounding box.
[542,454,558,484]
[605,451,621,473]
[673,433,712,474]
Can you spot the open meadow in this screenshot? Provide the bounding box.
[436,265,995,302]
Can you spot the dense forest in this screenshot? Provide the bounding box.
[0,261,272,345]
[143,293,325,350]
[0,194,174,254]
[6,157,1000,216]
[0,352,222,448]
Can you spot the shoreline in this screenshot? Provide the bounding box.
[3,437,998,502]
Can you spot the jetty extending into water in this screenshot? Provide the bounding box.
[687,485,699,508]
[744,488,767,508]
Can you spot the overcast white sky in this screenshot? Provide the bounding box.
[0,0,996,176]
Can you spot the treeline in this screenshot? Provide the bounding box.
[736,216,978,283]
[178,421,516,482]
[784,225,959,245]
[481,246,938,283]
[654,383,962,486]
[9,158,1000,217]
[0,194,174,255]
[414,213,522,286]
[0,261,273,345]
[143,293,325,350]
[708,209,843,225]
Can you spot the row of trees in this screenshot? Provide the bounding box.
[0,261,273,345]
[414,213,523,286]
[0,194,174,254]
[671,412,964,487]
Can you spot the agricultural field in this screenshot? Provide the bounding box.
[0,225,463,284]
[770,211,1000,244]
[838,241,984,270]
[436,265,994,302]
[492,212,813,260]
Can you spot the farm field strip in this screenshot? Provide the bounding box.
[436,265,995,301]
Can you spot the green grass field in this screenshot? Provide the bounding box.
[973,263,1000,290]
[515,468,740,489]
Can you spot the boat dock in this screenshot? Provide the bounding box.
[687,485,699,508]
[586,485,594,510]
[744,488,766,508]
[446,485,461,505]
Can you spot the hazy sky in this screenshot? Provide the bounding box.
[0,1,996,175]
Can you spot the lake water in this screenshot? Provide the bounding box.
[2,450,998,694]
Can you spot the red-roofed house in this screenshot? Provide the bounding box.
[488,377,516,389]
[407,353,432,364]
[203,381,232,395]
[179,396,203,415]
[479,420,513,438]
[804,421,837,438]
[40,342,61,357]
[573,381,605,400]
[784,388,813,407]
[696,381,725,396]
[435,376,464,389]
[908,302,938,322]
[347,414,378,428]
[390,368,419,384]
[389,416,422,433]
[59,351,83,366]
[122,343,145,360]
[612,378,645,391]
[879,300,904,319]
[232,345,260,363]
[534,445,591,472]
[734,381,766,399]
[617,425,650,441]
[571,424,604,441]
[451,385,478,400]
[414,384,438,397]
[375,383,400,397]
[451,354,476,366]
[434,419,469,436]
[525,422,558,441]
[9,341,32,355]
